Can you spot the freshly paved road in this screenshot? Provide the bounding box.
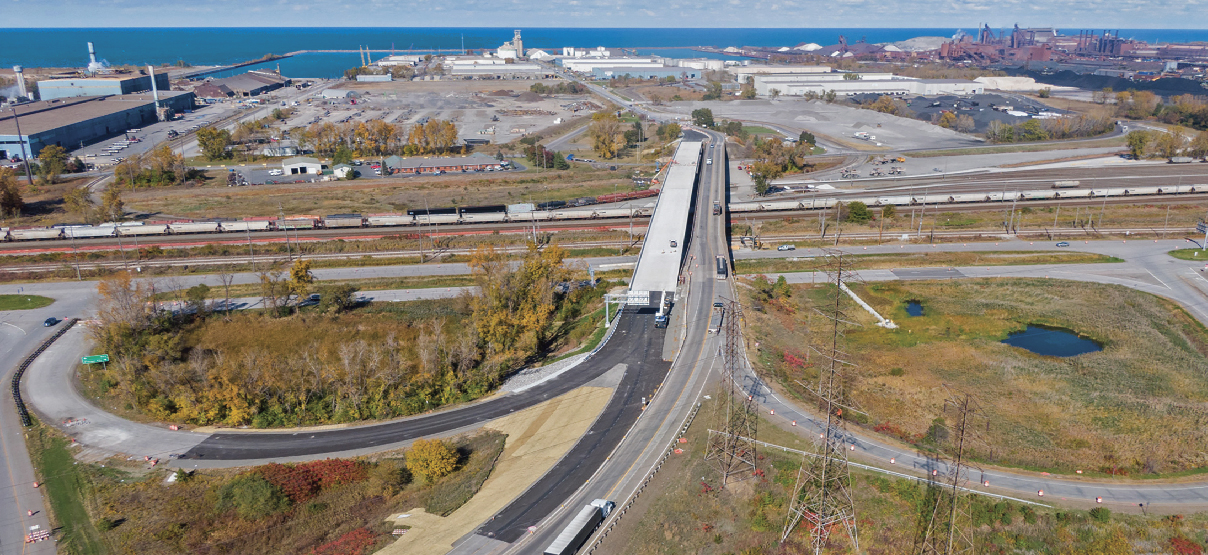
[0,290,93,555]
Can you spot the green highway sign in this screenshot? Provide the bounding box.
[81,354,110,364]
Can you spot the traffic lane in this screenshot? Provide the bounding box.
[179,311,651,461]
[733,238,1191,261]
[511,130,727,552]
[479,310,670,543]
[0,318,62,555]
[23,327,211,459]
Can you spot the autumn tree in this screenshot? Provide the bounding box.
[1126,130,1150,159]
[406,439,457,483]
[37,144,68,185]
[588,112,626,160]
[287,259,315,304]
[1190,130,1208,159]
[0,168,22,217]
[469,243,568,356]
[1154,127,1186,158]
[92,271,154,353]
[937,111,957,129]
[691,108,715,128]
[656,122,682,142]
[101,186,125,220]
[196,126,232,160]
[64,186,94,221]
[955,114,976,133]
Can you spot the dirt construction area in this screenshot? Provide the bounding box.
[661,98,983,151]
[284,79,603,146]
[380,385,613,555]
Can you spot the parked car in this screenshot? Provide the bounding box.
[268,169,283,176]
[777,244,796,251]
[1056,241,1070,247]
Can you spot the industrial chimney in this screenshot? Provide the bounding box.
[147,65,161,107]
[12,66,28,100]
[87,42,104,74]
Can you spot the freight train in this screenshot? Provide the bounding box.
[728,184,1207,214]
[2,189,661,243]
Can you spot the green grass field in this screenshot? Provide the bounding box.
[26,420,108,555]
[1168,248,1208,261]
[0,294,54,310]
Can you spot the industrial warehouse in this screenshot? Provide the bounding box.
[0,91,193,159]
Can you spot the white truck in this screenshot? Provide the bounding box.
[544,499,614,555]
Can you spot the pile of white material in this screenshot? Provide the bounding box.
[973,76,1077,92]
[839,282,897,329]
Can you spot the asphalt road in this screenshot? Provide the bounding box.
[0,290,94,555]
[493,128,729,554]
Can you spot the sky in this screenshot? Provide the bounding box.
[3,0,1207,28]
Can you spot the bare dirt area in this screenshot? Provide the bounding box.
[663,98,983,151]
[327,79,604,145]
[123,167,642,218]
[380,385,613,555]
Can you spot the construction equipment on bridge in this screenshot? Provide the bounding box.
[704,299,758,486]
[781,249,860,554]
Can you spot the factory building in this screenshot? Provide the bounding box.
[355,74,393,82]
[496,30,525,60]
[321,89,358,99]
[449,63,551,79]
[383,154,504,174]
[592,67,700,80]
[282,157,325,175]
[560,57,662,73]
[750,73,983,97]
[37,73,171,101]
[374,55,423,67]
[731,65,831,83]
[202,72,290,97]
[561,47,612,58]
[0,91,194,159]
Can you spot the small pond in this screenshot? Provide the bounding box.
[1001,325,1103,357]
[905,301,924,317]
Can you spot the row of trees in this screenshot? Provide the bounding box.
[1125,128,1208,160]
[295,119,462,158]
[1092,89,1208,131]
[984,110,1116,144]
[196,117,464,161]
[749,137,820,195]
[529,81,588,95]
[88,244,582,427]
[113,144,203,188]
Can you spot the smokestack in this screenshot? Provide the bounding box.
[147,65,160,108]
[13,66,28,100]
[88,42,97,65]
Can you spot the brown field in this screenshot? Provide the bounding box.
[602,411,1208,555]
[744,277,1208,476]
[123,166,650,219]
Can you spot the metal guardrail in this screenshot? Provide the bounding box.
[12,318,79,427]
[584,401,703,554]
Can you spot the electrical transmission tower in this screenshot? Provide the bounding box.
[704,299,758,487]
[782,250,860,554]
[914,389,986,555]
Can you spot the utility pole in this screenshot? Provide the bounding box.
[705,298,758,486]
[112,208,129,271]
[914,389,985,555]
[10,107,36,187]
[782,249,859,554]
[68,230,83,280]
[246,227,255,271]
[279,203,293,262]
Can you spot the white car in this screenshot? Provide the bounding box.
[777,244,796,251]
[268,169,283,176]
[706,158,713,165]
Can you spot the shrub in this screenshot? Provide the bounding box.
[367,459,410,496]
[216,473,290,519]
[95,517,119,531]
[1089,506,1111,523]
[310,527,378,555]
[407,439,458,483]
[889,367,905,376]
[1170,536,1205,555]
[258,459,369,503]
